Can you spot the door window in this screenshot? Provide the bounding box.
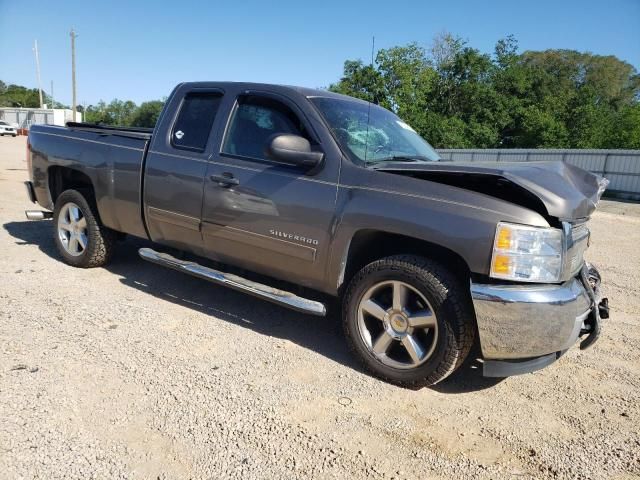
[222,95,310,161]
[172,93,222,152]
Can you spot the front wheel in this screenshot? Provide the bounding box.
[342,255,475,388]
[53,189,117,268]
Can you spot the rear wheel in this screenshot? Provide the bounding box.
[53,189,116,268]
[343,255,475,388]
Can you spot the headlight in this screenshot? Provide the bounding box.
[490,222,563,282]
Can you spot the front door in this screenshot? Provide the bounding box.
[201,93,339,288]
[144,90,223,253]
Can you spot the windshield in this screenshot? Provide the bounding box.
[310,96,440,165]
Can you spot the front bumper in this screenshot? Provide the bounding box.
[471,263,607,377]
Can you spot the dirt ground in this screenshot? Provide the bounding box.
[1,135,638,479]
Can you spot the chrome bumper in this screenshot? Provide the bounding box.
[471,264,604,369]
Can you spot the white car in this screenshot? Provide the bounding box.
[0,121,18,137]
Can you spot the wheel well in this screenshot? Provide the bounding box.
[48,166,95,205]
[341,230,470,291]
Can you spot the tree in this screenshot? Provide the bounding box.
[376,43,435,124]
[84,101,113,124]
[1,78,166,128]
[327,35,640,149]
[329,60,387,106]
[609,104,640,149]
[84,99,137,125]
[0,84,42,108]
[127,100,165,128]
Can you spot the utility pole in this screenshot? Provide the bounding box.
[33,40,44,108]
[70,29,78,121]
[51,80,54,109]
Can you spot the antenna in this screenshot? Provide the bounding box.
[371,36,376,68]
[363,36,375,165]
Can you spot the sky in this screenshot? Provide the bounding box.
[1,0,639,107]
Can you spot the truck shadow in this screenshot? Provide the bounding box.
[4,219,504,394]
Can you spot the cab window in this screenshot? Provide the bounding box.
[222,95,310,161]
[172,93,222,152]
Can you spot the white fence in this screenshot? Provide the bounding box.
[437,149,640,200]
[0,108,82,128]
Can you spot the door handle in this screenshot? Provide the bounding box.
[210,173,239,187]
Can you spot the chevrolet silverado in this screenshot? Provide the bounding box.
[24,82,610,387]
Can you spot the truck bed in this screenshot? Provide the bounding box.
[66,122,154,140]
[28,123,152,238]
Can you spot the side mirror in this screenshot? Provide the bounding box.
[266,134,324,170]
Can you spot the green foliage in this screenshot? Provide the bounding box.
[329,34,640,149]
[0,80,164,129]
[0,83,43,108]
[609,104,640,149]
[126,100,165,128]
[330,60,387,106]
[84,98,164,127]
[84,99,136,125]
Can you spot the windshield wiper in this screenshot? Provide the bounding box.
[368,155,435,167]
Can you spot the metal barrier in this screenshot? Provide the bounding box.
[437,149,640,200]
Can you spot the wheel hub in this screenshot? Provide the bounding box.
[384,309,410,338]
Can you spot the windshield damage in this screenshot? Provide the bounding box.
[310,97,440,166]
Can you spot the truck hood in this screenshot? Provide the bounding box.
[375,160,609,221]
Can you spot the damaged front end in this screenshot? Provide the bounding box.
[471,261,610,377]
[579,262,609,350]
[374,160,610,222]
[376,159,612,376]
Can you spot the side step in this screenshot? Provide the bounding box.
[138,248,326,316]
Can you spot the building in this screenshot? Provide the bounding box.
[0,107,82,129]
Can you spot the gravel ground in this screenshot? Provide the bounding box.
[1,135,639,479]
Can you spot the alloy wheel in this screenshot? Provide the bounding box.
[57,202,88,256]
[357,280,438,369]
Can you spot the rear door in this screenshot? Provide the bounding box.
[201,91,340,289]
[144,88,223,253]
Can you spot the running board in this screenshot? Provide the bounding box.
[138,248,326,316]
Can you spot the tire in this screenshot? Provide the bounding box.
[12,134,17,137]
[53,189,117,268]
[342,255,475,388]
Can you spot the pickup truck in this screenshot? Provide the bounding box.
[24,82,610,387]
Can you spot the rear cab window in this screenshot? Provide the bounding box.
[172,93,222,152]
